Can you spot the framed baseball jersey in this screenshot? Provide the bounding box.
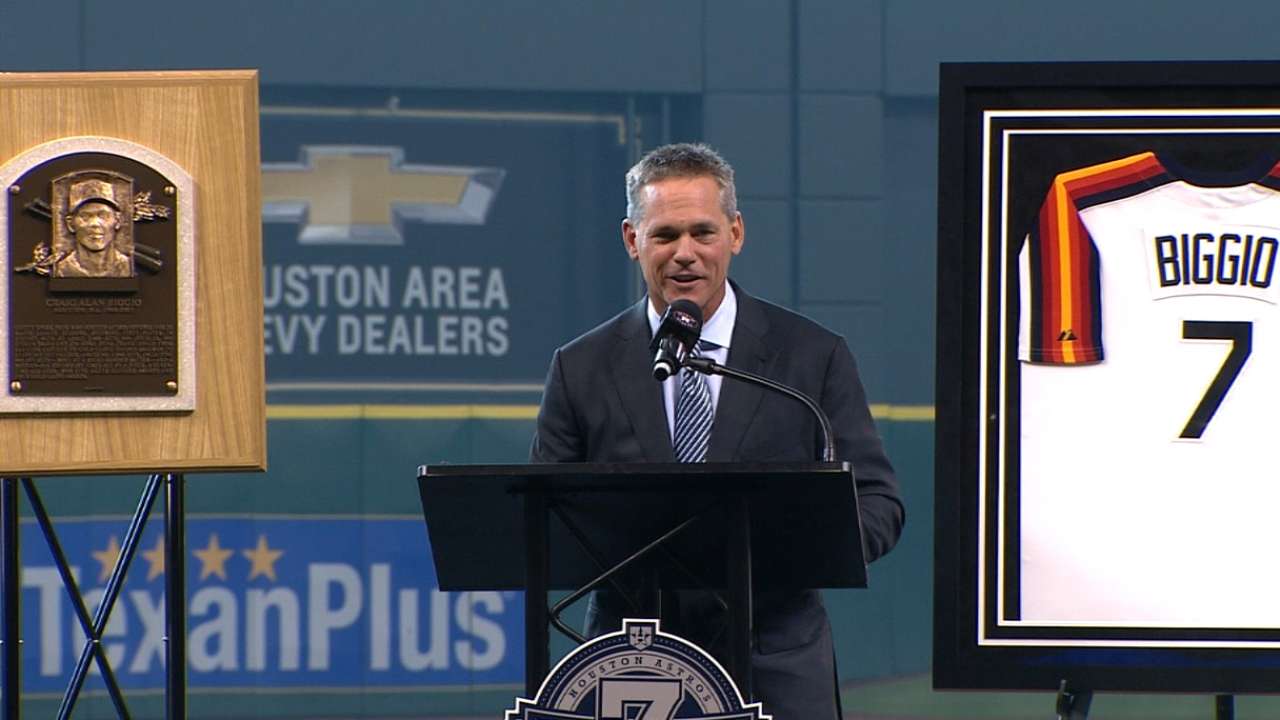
[935,61,1280,694]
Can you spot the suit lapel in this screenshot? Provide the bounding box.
[610,300,675,462]
[707,287,772,462]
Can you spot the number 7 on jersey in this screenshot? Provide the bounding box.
[1180,320,1252,439]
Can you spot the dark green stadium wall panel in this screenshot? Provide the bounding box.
[878,420,933,674]
[0,0,82,71]
[182,418,540,516]
[75,1,703,92]
[885,0,1280,97]
[798,0,883,93]
[881,98,937,406]
[798,199,886,304]
[703,93,794,199]
[798,94,884,198]
[704,0,793,92]
[730,199,796,307]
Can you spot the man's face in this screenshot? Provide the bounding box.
[67,202,120,252]
[622,175,744,319]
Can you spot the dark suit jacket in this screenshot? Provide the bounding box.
[530,283,905,720]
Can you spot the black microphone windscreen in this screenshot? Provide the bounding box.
[662,299,703,344]
[649,300,704,381]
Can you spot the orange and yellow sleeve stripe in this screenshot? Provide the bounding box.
[1024,152,1170,365]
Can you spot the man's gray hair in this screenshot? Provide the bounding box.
[625,143,738,222]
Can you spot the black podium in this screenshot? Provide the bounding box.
[416,462,867,699]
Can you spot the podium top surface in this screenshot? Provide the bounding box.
[417,461,866,591]
[419,460,848,479]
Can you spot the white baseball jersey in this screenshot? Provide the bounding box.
[1017,152,1280,626]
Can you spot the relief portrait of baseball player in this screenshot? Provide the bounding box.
[54,177,134,279]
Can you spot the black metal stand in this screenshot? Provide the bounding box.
[1054,681,1233,712]
[29,476,156,720]
[1,478,20,720]
[534,494,753,695]
[726,497,752,700]
[1055,680,1092,720]
[544,504,706,643]
[1054,684,1236,719]
[523,487,548,700]
[0,474,188,720]
[541,499,742,689]
[165,474,186,720]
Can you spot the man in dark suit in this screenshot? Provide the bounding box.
[531,143,904,720]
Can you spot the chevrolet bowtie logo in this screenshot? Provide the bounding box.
[261,146,504,245]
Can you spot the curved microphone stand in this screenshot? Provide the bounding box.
[683,356,836,462]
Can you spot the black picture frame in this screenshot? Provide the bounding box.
[935,61,1280,694]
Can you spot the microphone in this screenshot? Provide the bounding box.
[649,299,703,381]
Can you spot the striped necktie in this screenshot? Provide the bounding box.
[673,340,715,463]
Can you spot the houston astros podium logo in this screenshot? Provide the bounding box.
[506,618,769,720]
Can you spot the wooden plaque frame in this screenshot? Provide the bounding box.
[0,71,265,474]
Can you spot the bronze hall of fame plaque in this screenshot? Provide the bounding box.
[0,137,195,414]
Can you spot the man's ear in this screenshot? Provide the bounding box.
[622,218,640,260]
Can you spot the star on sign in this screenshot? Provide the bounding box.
[90,535,122,583]
[242,535,284,582]
[193,534,234,581]
[141,534,165,581]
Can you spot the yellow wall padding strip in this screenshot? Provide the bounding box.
[268,404,935,422]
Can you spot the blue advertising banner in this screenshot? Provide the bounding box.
[258,101,633,394]
[21,517,523,693]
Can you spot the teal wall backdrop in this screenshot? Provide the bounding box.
[5,1,1280,718]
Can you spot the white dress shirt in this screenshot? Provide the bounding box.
[646,282,737,442]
